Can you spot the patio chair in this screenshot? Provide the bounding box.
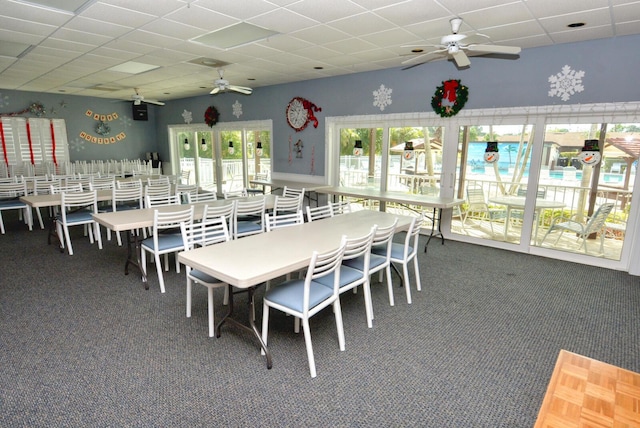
[541,203,614,255]
[306,204,333,222]
[463,186,506,235]
[0,181,32,234]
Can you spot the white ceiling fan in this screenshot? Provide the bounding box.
[210,69,253,95]
[402,17,521,69]
[130,88,165,106]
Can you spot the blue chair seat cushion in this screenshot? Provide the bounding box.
[188,269,224,285]
[372,242,411,260]
[0,200,27,209]
[342,253,386,271]
[60,209,94,224]
[236,220,262,234]
[265,280,333,313]
[315,266,364,289]
[141,233,184,251]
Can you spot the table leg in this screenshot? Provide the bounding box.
[216,284,272,369]
[124,229,148,289]
[424,208,445,252]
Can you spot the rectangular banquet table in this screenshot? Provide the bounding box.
[177,210,414,369]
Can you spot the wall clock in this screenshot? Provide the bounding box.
[286,97,309,131]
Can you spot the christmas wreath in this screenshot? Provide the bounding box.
[431,79,468,117]
[204,106,219,127]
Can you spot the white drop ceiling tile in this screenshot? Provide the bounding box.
[352,48,399,62]
[290,24,350,45]
[80,54,128,67]
[360,28,422,49]
[615,20,640,35]
[478,21,545,42]
[374,0,450,27]
[118,30,183,49]
[89,47,139,62]
[64,16,132,38]
[80,2,157,28]
[437,0,519,14]
[194,0,278,19]
[103,0,186,16]
[506,34,554,49]
[539,8,612,33]
[350,0,420,10]
[141,19,206,41]
[0,29,44,45]
[259,52,311,66]
[549,25,614,44]
[29,46,82,60]
[254,35,314,53]
[288,0,366,23]
[164,5,237,32]
[322,38,378,55]
[613,3,640,22]
[49,27,112,45]
[0,16,57,37]
[40,38,95,53]
[0,0,73,26]
[524,0,611,18]
[248,8,317,33]
[291,45,344,61]
[102,39,157,55]
[228,42,283,58]
[404,18,462,41]
[327,12,396,37]
[164,41,225,57]
[460,3,533,30]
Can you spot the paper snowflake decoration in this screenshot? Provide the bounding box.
[548,65,585,102]
[118,115,132,128]
[0,93,9,108]
[69,138,85,152]
[232,100,243,118]
[373,84,392,111]
[182,109,192,124]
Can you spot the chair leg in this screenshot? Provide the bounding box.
[413,256,422,292]
[154,253,166,293]
[35,208,44,229]
[207,286,215,338]
[362,280,374,328]
[0,213,4,234]
[385,266,395,307]
[260,303,270,355]
[222,286,229,305]
[333,299,345,351]
[186,277,192,318]
[402,263,413,304]
[63,224,73,255]
[94,223,102,249]
[302,318,317,378]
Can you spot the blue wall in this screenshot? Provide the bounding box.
[2,34,639,172]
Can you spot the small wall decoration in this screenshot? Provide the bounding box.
[548,65,585,102]
[81,109,124,144]
[0,102,46,117]
[431,79,468,117]
[286,97,321,132]
[373,84,393,111]
[294,139,304,158]
[204,106,219,127]
[484,141,499,163]
[578,139,602,166]
[182,109,193,124]
[232,100,243,118]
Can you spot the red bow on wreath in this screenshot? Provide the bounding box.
[443,80,459,102]
[303,99,322,128]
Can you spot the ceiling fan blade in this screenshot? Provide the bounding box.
[401,48,447,65]
[228,85,253,95]
[466,44,521,55]
[145,100,165,106]
[209,87,221,95]
[451,50,470,67]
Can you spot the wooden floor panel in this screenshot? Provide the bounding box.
[535,350,640,428]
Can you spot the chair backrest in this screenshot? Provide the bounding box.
[584,203,615,234]
[117,179,143,189]
[202,200,235,227]
[282,186,305,199]
[181,215,230,251]
[233,197,266,238]
[148,176,170,186]
[152,206,194,245]
[0,181,28,198]
[33,179,60,195]
[60,190,99,221]
[342,225,376,262]
[273,195,303,215]
[50,183,83,194]
[66,177,92,190]
[305,236,348,301]
[223,188,248,199]
[145,183,172,198]
[180,170,191,184]
[145,193,180,208]
[112,186,143,211]
[265,210,304,232]
[330,200,351,216]
[466,186,487,208]
[187,191,217,204]
[306,204,333,222]
[398,216,422,260]
[89,177,115,190]
[371,218,398,259]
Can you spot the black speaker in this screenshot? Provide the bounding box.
[132,103,148,121]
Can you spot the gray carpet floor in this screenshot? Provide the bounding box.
[1,211,639,427]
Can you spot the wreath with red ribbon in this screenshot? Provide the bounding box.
[204,106,219,127]
[431,79,468,117]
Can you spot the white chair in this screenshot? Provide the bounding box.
[187,192,217,204]
[233,197,265,239]
[116,179,143,189]
[265,210,304,232]
[372,215,422,304]
[282,186,305,200]
[54,190,103,255]
[330,200,352,216]
[181,216,231,337]
[145,193,180,208]
[306,204,333,222]
[273,194,303,216]
[542,203,614,254]
[223,188,248,199]
[0,181,32,234]
[315,226,376,327]
[110,186,144,246]
[175,184,198,203]
[343,219,397,325]
[141,206,194,293]
[89,176,115,190]
[147,176,170,186]
[463,186,506,234]
[261,236,347,378]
